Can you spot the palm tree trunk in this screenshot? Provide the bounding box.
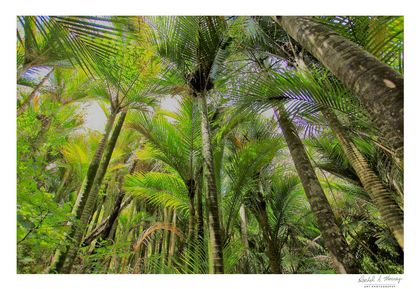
[239,204,249,250]
[60,111,126,273]
[17,67,55,116]
[274,107,359,273]
[187,179,196,244]
[49,112,116,273]
[74,112,117,220]
[277,16,404,164]
[196,168,205,243]
[17,62,33,80]
[252,187,282,274]
[198,93,224,274]
[55,168,71,203]
[322,108,404,249]
[239,204,251,274]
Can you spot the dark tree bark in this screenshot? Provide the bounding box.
[251,191,282,274]
[274,107,359,274]
[278,16,404,164]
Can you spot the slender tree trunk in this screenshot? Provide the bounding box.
[277,16,404,164]
[187,179,196,243]
[60,111,126,273]
[49,112,116,273]
[17,62,33,80]
[198,93,224,274]
[168,209,177,267]
[239,204,249,250]
[322,108,404,249]
[196,168,205,243]
[252,189,282,274]
[17,67,55,116]
[55,168,71,203]
[274,107,359,273]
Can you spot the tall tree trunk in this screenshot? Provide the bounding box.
[55,168,71,203]
[186,179,196,244]
[49,111,116,273]
[17,67,55,116]
[274,107,359,273]
[277,16,404,164]
[168,209,177,267]
[239,204,251,273]
[322,108,404,249]
[239,204,249,250]
[17,62,34,80]
[198,93,224,274]
[60,111,126,273]
[196,167,205,244]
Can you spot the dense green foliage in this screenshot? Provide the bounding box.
[16,16,403,274]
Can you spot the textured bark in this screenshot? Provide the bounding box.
[49,112,116,273]
[239,204,251,274]
[74,112,117,221]
[61,111,125,273]
[274,107,359,273]
[198,93,224,274]
[17,67,55,116]
[239,204,249,250]
[251,187,282,274]
[100,159,137,243]
[82,196,132,246]
[322,108,404,249]
[278,16,404,163]
[186,179,196,243]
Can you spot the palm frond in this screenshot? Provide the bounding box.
[125,172,190,213]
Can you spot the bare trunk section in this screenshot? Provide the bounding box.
[49,112,116,273]
[198,93,224,274]
[55,168,71,203]
[196,168,205,243]
[322,108,404,249]
[278,16,404,164]
[274,107,359,273]
[239,204,251,274]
